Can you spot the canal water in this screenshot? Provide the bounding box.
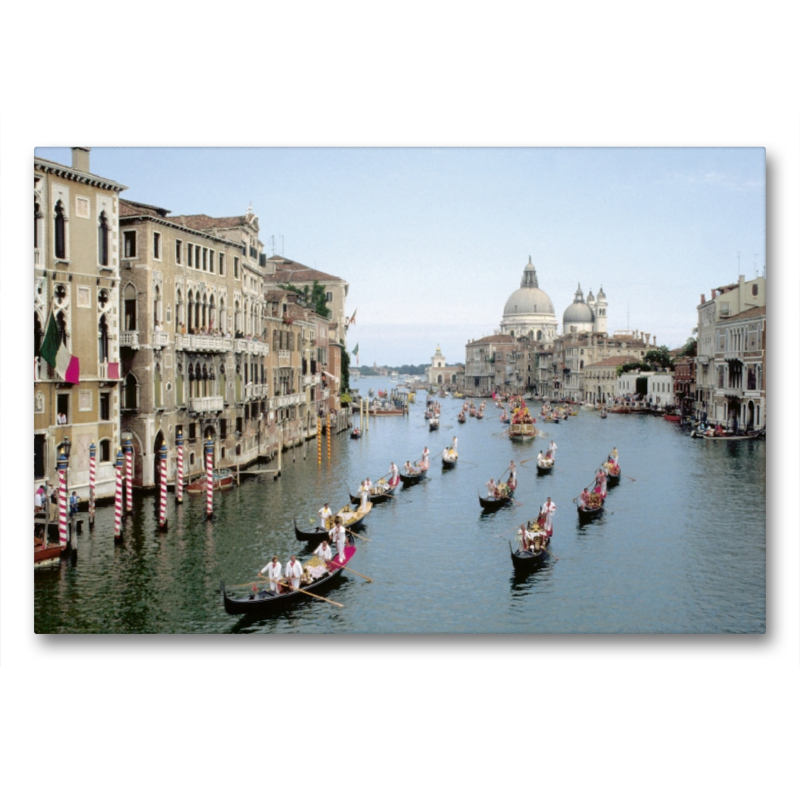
[34,377,766,634]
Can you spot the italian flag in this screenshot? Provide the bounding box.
[39,312,80,384]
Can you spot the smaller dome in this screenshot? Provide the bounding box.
[597,286,606,300]
[586,289,595,303]
[563,301,594,325]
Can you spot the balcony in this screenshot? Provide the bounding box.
[120,331,140,349]
[269,392,305,410]
[189,395,225,413]
[302,373,322,387]
[175,333,232,353]
[98,361,121,380]
[245,383,269,400]
[152,331,169,349]
[278,349,291,364]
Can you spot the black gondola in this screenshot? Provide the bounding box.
[606,470,620,487]
[350,429,361,439]
[429,418,440,431]
[294,519,331,544]
[221,538,356,615]
[478,491,514,511]
[442,451,458,469]
[577,500,604,523]
[399,470,426,487]
[509,541,549,571]
[536,461,554,476]
[348,483,396,505]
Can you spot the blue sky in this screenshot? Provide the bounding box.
[35,146,765,367]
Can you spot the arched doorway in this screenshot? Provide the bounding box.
[747,400,755,430]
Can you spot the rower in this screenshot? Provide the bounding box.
[260,555,282,593]
[285,555,303,591]
[330,521,347,559]
[314,540,334,563]
[318,502,332,529]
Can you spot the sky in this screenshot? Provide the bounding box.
[33,146,765,367]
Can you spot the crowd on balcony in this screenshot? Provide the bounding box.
[175,323,266,343]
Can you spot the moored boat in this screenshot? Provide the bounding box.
[221,536,356,615]
[186,468,235,494]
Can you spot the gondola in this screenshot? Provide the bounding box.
[604,463,621,486]
[348,482,396,505]
[294,520,331,544]
[509,541,549,571]
[478,490,514,511]
[399,470,425,486]
[457,414,466,424]
[599,409,608,419]
[221,536,356,615]
[350,428,361,440]
[442,450,458,469]
[429,417,440,431]
[536,459,554,476]
[325,502,372,531]
[577,498,604,523]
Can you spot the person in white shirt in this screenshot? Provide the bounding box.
[451,436,458,453]
[285,555,303,590]
[314,541,334,562]
[537,451,545,467]
[364,477,372,492]
[330,523,347,560]
[389,462,400,486]
[318,503,332,528]
[259,556,282,593]
[486,478,498,497]
[542,497,556,536]
[549,441,558,456]
[359,483,370,511]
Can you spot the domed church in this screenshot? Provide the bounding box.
[562,284,607,334]
[499,256,558,342]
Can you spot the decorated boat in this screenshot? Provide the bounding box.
[442,448,458,469]
[536,457,554,476]
[577,494,604,523]
[603,461,621,486]
[509,422,537,441]
[399,463,427,486]
[429,416,440,431]
[221,535,356,615]
[478,485,514,511]
[186,468,235,494]
[325,502,372,531]
[348,480,395,505]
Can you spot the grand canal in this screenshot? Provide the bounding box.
[34,377,766,634]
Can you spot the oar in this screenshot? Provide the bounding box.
[275,579,344,608]
[344,526,370,542]
[624,475,636,482]
[331,563,373,582]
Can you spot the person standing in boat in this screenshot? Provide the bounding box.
[486,477,498,497]
[420,447,430,470]
[318,502,332,529]
[359,482,370,511]
[579,488,592,510]
[537,451,545,467]
[404,460,416,475]
[549,441,558,458]
[451,436,458,454]
[330,522,348,561]
[285,555,303,591]
[390,461,400,485]
[260,556,282,593]
[508,461,517,489]
[610,447,618,463]
[541,497,556,537]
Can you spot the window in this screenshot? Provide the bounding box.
[220,419,227,438]
[187,242,193,267]
[153,232,161,259]
[234,257,239,278]
[34,434,46,480]
[57,394,69,423]
[189,422,197,442]
[752,284,758,296]
[98,315,109,362]
[54,200,66,259]
[326,291,333,302]
[124,285,137,330]
[176,239,182,264]
[124,373,138,410]
[202,247,208,271]
[100,392,110,420]
[100,440,111,462]
[98,211,109,266]
[123,230,137,258]
[219,253,225,275]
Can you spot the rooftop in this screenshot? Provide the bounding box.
[266,255,346,285]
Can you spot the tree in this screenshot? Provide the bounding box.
[278,281,330,319]
[680,337,697,358]
[643,346,673,370]
[339,343,350,393]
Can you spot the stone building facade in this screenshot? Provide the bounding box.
[34,149,127,498]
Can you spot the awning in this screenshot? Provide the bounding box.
[322,371,340,383]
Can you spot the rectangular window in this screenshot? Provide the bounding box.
[202,248,208,271]
[234,257,239,278]
[57,393,69,423]
[123,230,137,258]
[220,419,227,438]
[219,253,225,275]
[326,291,333,302]
[189,422,197,441]
[153,232,161,259]
[210,250,215,273]
[100,392,110,420]
[176,239,183,264]
[100,440,111,462]
[34,434,46,480]
[187,243,193,267]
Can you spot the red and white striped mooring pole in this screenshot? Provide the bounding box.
[113,449,124,541]
[205,437,214,519]
[175,431,184,504]
[88,441,96,528]
[124,437,134,515]
[57,448,68,547]
[158,443,168,529]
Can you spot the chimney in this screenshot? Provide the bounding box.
[712,289,717,299]
[701,293,706,304]
[645,333,650,345]
[653,336,657,346]
[71,147,91,173]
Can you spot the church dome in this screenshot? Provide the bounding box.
[563,284,595,325]
[502,257,555,317]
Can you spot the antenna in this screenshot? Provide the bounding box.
[269,235,275,256]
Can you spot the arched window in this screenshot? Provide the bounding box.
[175,289,183,332]
[209,295,216,332]
[537,330,543,341]
[98,314,109,363]
[201,293,208,329]
[154,364,163,407]
[34,313,44,358]
[124,373,138,409]
[187,291,194,333]
[56,310,68,345]
[34,199,42,251]
[188,363,195,398]
[219,297,226,333]
[194,292,201,330]
[54,200,66,259]
[153,285,162,327]
[99,439,112,462]
[124,284,137,330]
[98,211,109,266]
